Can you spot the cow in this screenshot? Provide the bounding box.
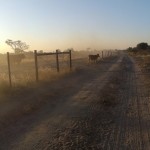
[10,53,25,64]
[89,54,100,63]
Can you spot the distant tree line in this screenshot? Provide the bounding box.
[127,42,150,54]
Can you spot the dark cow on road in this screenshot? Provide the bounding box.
[10,53,25,64]
[89,54,100,63]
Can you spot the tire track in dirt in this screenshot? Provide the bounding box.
[114,56,150,150]
[133,62,150,149]
[114,56,144,150]
[103,56,133,150]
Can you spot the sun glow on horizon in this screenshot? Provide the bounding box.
[1,0,150,53]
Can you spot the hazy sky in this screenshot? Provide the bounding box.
[0,0,150,53]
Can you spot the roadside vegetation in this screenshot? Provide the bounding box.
[127,42,150,91]
[127,42,150,69]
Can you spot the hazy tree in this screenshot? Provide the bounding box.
[132,47,138,54]
[5,39,29,53]
[137,42,149,50]
[64,48,74,52]
[38,50,43,53]
[56,49,61,52]
[126,47,133,51]
[86,47,91,51]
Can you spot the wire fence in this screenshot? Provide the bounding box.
[0,50,117,87]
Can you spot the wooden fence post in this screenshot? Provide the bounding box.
[7,52,12,87]
[56,50,59,72]
[69,50,72,70]
[102,51,103,59]
[34,50,39,82]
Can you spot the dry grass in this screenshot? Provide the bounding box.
[0,50,115,87]
[132,54,150,73]
[129,52,150,96]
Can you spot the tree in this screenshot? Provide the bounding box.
[136,42,149,50]
[38,50,43,53]
[126,47,133,51]
[56,49,61,53]
[66,48,74,52]
[5,39,29,53]
[86,47,91,51]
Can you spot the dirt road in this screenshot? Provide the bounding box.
[1,53,150,150]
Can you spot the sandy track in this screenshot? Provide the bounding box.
[1,53,150,149]
[106,55,150,150]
